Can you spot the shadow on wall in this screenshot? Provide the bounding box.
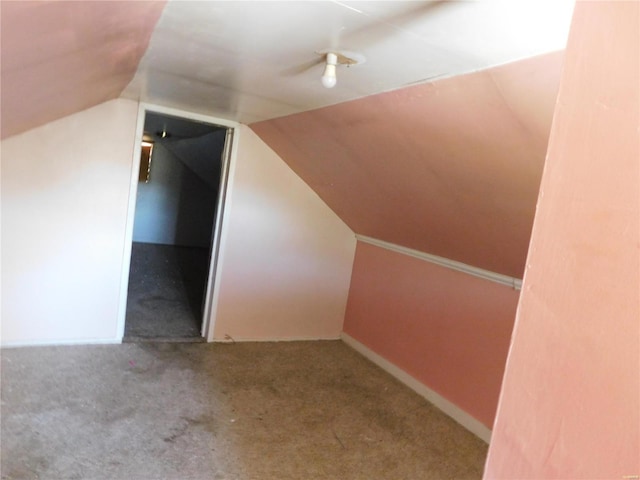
[132,131,226,248]
[168,131,226,248]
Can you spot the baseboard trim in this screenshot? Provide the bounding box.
[356,234,522,290]
[213,335,342,343]
[341,332,492,443]
[1,335,344,348]
[0,337,121,349]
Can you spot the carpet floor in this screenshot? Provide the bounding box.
[124,242,210,341]
[1,341,488,479]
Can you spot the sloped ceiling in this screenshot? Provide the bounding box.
[0,1,165,139]
[124,0,573,124]
[1,1,572,137]
[1,0,573,277]
[162,132,227,190]
[143,111,227,190]
[251,51,564,278]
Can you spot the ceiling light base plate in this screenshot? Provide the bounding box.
[317,49,366,66]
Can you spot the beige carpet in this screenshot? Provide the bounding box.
[1,341,487,479]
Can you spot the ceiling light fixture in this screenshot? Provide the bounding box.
[321,53,338,88]
[156,128,171,139]
[317,50,366,89]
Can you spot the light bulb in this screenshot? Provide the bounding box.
[321,64,337,88]
[321,52,338,88]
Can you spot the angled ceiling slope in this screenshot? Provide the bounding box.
[0,1,166,139]
[123,0,574,124]
[1,1,573,138]
[251,52,565,278]
[1,0,573,278]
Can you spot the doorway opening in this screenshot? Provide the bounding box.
[123,111,232,342]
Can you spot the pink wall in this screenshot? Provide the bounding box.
[0,1,165,139]
[251,52,563,278]
[485,2,639,478]
[343,242,520,428]
[211,126,356,341]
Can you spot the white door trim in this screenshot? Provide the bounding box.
[201,127,237,340]
[116,102,239,342]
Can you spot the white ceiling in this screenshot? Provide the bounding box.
[123,0,575,124]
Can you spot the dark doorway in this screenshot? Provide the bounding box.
[124,112,228,342]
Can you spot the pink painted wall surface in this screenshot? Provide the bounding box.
[1,99,139,345]
[485,2,639,478]
[343,242,520,428]
[212,126,356,341]
[251,52,563,278]
[0,1,165,139]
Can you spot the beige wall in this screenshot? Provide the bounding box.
[1,99,139,345]
[211,126,356,341]
[485,2,639,478]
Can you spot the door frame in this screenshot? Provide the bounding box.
[116,102,239,342]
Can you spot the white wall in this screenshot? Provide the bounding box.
[211,126,357,341]
[1,104,357,346]
[1,99,139,345]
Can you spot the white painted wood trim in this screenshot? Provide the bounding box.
[115,101,147,342]
[139,103,239,129]
[205,127,240,343]
[355,235,522,290]
[341,332,492,443]
[117,102,240,344]
[201,127,235,340]
[1,337,121,349]
[213,335,342,343]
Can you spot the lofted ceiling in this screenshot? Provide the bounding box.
[1,1,574,137]
[144,111,227,190]
[1,1,575,276]
[0,1,165,139]
[123,0,574,123]
[251,51,564,278]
